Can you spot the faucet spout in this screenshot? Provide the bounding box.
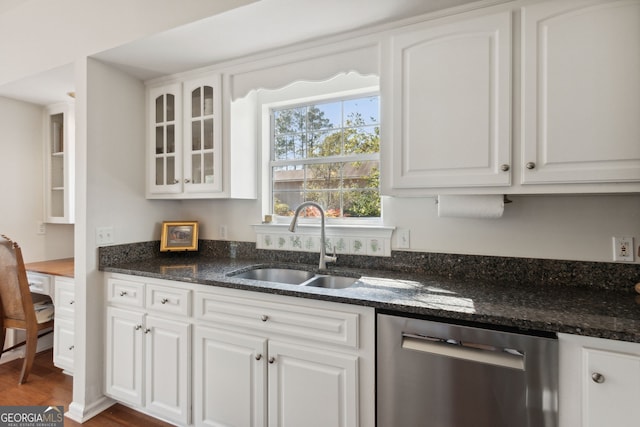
[289,201,336,270]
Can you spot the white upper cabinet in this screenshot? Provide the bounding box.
[146,74,253,199]
[383,11,512,192]
[45,102,75,223]
[521,0,640,185]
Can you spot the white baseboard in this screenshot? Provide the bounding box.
[66,397,116,423]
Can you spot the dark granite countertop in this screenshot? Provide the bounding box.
[102,255,640,344]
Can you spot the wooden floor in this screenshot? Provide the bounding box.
[0,349,172,426]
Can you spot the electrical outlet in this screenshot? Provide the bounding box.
[36,221,46,235]
[96,226,115,246]
[612,236,634,262]
[219,225,228,240]
[397,228,410,249]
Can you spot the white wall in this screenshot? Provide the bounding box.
[0,96,74,262]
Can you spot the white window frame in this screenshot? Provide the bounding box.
[257,73,383,226]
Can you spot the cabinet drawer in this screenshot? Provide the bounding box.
[108,278,144,308]
[195,292,359,349]
[146,284,191,317]
[27,272,52,296]
[54,278,75,319]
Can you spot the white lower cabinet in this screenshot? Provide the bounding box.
[105,273,375,427]
[53,277,75,372]
[267,340,358,427]
[194,327,267,427]
[559,333,640,427]
[105,278,192,426]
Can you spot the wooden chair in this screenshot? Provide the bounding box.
[0,235,54,384]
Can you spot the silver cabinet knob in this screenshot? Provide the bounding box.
[69,300,75,305]
[268,357,276,364]
[172,179,180,184]
[69,345,75,350]
[261,315,269,322]
[134,324,142,331]
[184,179,191,183]
[144,328,152,334]
[161,298,169,304]
[119,291,127,296]
[255,354,262,361]
[592,372,605,384]
[500,164,510,172]
[526,162,536,170]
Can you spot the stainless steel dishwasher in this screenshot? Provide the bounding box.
[377,313,558,427]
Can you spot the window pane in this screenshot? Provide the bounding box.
[192,153,201,184]
[192,88,201,118]
[344,96,379,126]
[204,86,214,115]
[307,102,340,131]
[155,126,164,154]
[166,94,175,122]
[203,118,214,150]
[344,125,379,155]
[308,130,341,157]
[167,125,175,153]
[155,96,163,123]
[204,153,214,184]
[274,107,305,134]
[191,121,201,150]
[306,162,342,190]
[155,158,164,185]
[167,157,175,185]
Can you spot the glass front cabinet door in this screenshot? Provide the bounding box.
[147,75,222,198]
[45,102,75,224]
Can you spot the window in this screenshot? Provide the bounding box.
[270,94,380,219]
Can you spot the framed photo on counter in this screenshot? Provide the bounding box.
[160,221,199,252]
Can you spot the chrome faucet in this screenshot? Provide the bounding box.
[289,201,336,270]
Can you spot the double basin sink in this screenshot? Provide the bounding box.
[228,267,359,289]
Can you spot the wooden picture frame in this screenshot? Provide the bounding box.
[160,221,199,252]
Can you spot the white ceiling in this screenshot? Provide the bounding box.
[0,0,480,105]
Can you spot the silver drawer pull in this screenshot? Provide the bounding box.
[592,372,605,384]
[119,291,127,296]
[261,315,269,322]
[161,298,169,304]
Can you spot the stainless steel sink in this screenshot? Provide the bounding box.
[228,267,359,289]
[302,275,359,289]
[230,268,315,285]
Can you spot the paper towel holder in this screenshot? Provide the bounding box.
[435,195,513,204]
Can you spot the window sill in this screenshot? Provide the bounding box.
[253,223,395,257]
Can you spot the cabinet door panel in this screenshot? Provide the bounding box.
[145,316,191,425]
[106,307,144,406]
[183,75,222,194]
[522,0,640,184]
[194,326,267,427]
[583,348,640,427]
[148,84,183,195]
[386,11,511,190]
[268,341,358,427]
[53,318,74,372]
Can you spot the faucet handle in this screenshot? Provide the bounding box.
[332,246,337,257]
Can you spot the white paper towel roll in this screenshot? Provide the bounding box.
[437,195,504,219]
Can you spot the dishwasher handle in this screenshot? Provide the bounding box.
[401,333,525,371]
